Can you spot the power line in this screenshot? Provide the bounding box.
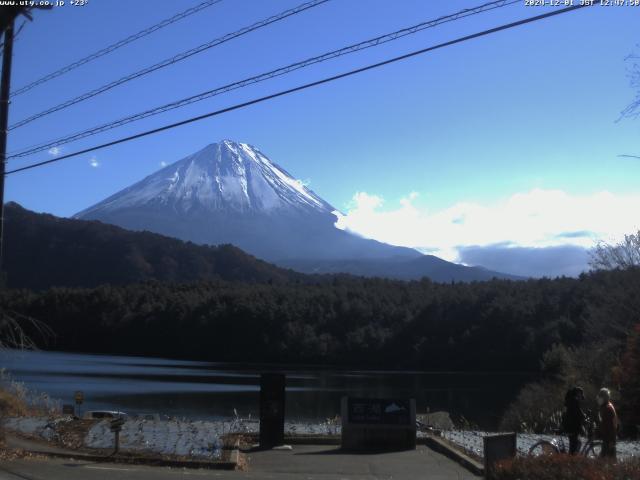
[5,2,594,176]
[8,0,519,159]
[9,0,330,130]
[9,0,224,98]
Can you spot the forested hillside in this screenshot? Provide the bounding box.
[3,202,306,289]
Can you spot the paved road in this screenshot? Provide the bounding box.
[0,445,479,480]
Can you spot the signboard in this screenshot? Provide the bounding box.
[484,433,517,480]
[341,397,416,451]
[110,417,125,432]
[74,390,84,405]
[347,398,412,425]
[62,404,75,415]
[259,373,285,449]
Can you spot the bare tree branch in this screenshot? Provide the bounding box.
[0,309,54,350]
[589,231,640,271]
[619,45,640,120]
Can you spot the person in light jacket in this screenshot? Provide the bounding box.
[596,387,618,460]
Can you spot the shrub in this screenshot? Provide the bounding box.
[0,370,60,429]
[0,372,61,447]
[499,380,565,433]
[0,388,29,418]
[493,455,640,480]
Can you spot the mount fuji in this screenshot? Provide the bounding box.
[75,140,419,262]
[75,140,520,281]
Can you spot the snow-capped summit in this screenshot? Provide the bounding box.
[75,140,421,263]
[77,140,334,218]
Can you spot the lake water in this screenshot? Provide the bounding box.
[0,350,533,429]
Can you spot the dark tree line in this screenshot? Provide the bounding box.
[3,268,637,374]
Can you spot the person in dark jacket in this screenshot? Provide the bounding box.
[563,386,586,454]
[597,387,618,460]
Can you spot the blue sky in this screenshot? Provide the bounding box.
[5,0,640,275]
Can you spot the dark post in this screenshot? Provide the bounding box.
[259,373,285,449]
[115,429,120,454]
[74,390,84,418]
[0,19,15,283]
[110,417,125,455]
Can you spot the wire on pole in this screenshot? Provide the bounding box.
[7,0,518,159]
[8,0,330,130]
[10,0,225,98]
[5,3,595,177]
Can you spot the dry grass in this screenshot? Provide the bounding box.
[0,384,31,447]
[0,389,30,418]
[493,455,640,480]
[0,447,48,461]
[0,369,60,417]
[0,370,60,448]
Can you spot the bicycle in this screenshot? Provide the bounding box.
[528,417,602,458]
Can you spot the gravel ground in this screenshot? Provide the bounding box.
[231,419,341,436]
[4,417,51,437]
[4,416,224,459]
[3,416,340,459]
[84,418,224,458]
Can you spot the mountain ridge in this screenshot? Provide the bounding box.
[281,257,525,282]
[74,140,422,262]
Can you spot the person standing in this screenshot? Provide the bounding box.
[597,387,618,461]
[563,386,586,455]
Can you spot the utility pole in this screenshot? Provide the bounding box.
[0,18,15,286]
[0,6,50,286]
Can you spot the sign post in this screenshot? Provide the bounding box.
[110,417,125,455]
[259,373,285,449]
[74,390,84,418]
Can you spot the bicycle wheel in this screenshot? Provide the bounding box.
[584,441,602,458]
[528,440,560,456]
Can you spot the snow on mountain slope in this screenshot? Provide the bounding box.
[77,140,333,218]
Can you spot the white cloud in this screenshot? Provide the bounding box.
[335,188,640,263]
[48,146,61,156]
[160,161,168,167]
[88,157,100,168]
